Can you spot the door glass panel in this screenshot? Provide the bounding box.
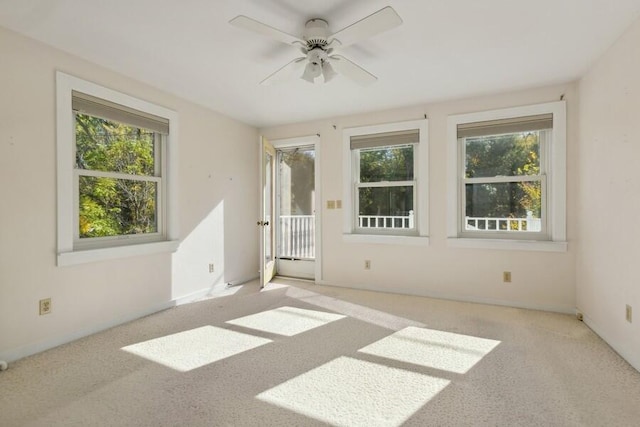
[278,146,315,260]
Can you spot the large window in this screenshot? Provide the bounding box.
[447,102,566,251]
[73,92,167,247]
[343,120,428,243]
[56,72,179,265]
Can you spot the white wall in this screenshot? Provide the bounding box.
[261,83,578,313]
[577,18,640,371]
[0,27,259,362]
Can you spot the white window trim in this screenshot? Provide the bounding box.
[56,72,180,266]
[446,101,567,252]
[343,119,429,245]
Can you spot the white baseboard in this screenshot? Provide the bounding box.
[581,312,640,372]
[1,277,262,364]
[172,286,218,305]
[0,300,174,364]
[314,279,575,314]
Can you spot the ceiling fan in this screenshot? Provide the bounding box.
[229,6,402,86]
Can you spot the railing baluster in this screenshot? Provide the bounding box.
[464,216,541,232]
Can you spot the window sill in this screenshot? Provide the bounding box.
[447,237,567,252]
[343,233,430,246]
[57,240,180,266]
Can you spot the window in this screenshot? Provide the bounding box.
[447,101,566,251]
[73,92,167,247]
[343,120,428,244]
[57,72,179,265]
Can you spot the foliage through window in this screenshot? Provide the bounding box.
[72,91,168,246]
[458,114,551,237]
[351,130,419,233]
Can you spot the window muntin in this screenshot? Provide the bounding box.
[353,140,417,234]
[72,95,167,248]
[458,117,550,239]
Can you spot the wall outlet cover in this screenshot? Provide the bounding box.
[39,298,52,315]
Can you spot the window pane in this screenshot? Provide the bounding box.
[358,186,414,229]
[278,147,315,216]
[465,132,539,178]
[359,145,414,182]
[79,176,157,238]
[278,147,315,260]
[75,113,156,176]
[465,181,541,231]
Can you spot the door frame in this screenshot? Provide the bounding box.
[271,135,322,282]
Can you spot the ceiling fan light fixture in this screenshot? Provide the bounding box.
[322,62,337,82]
[302,62,322,83]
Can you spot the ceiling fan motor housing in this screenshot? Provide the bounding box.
[304,18,330,49]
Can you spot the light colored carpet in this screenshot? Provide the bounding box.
[1,278,639,426]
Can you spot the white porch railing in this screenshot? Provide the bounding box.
[280,211,540,259]
[465,212,541,232]
[359,210,415,229]
[279,215,315,259]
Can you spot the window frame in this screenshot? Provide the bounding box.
[56,72,180,266]
[343,119,429,245]
[447,101,567,252]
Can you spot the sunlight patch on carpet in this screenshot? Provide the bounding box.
[121,326,271,372]
[256,356,449,427]
[359,326,500,374]
[226,306,346,336]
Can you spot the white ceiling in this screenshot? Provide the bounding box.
[1,0,640,128]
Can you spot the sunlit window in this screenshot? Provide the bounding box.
[447,102,567,248]
[72,92,168,249]
[56,72,179,265]
[459,115,550,238]
[343,120,429,239]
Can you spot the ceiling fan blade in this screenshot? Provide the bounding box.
[229,15,305,46]
[330,55,377,86]
[260,57,307,85]
[329,6,402,47]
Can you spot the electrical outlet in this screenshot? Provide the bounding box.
[364,260,371,270]
[626,305,633,323]
[335,200,342,209]
[209,263,215,273]
[39,298,51,315]
[503,271,512,283]
[327,200,335,209]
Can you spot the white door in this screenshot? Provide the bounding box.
[259,137,276,287]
